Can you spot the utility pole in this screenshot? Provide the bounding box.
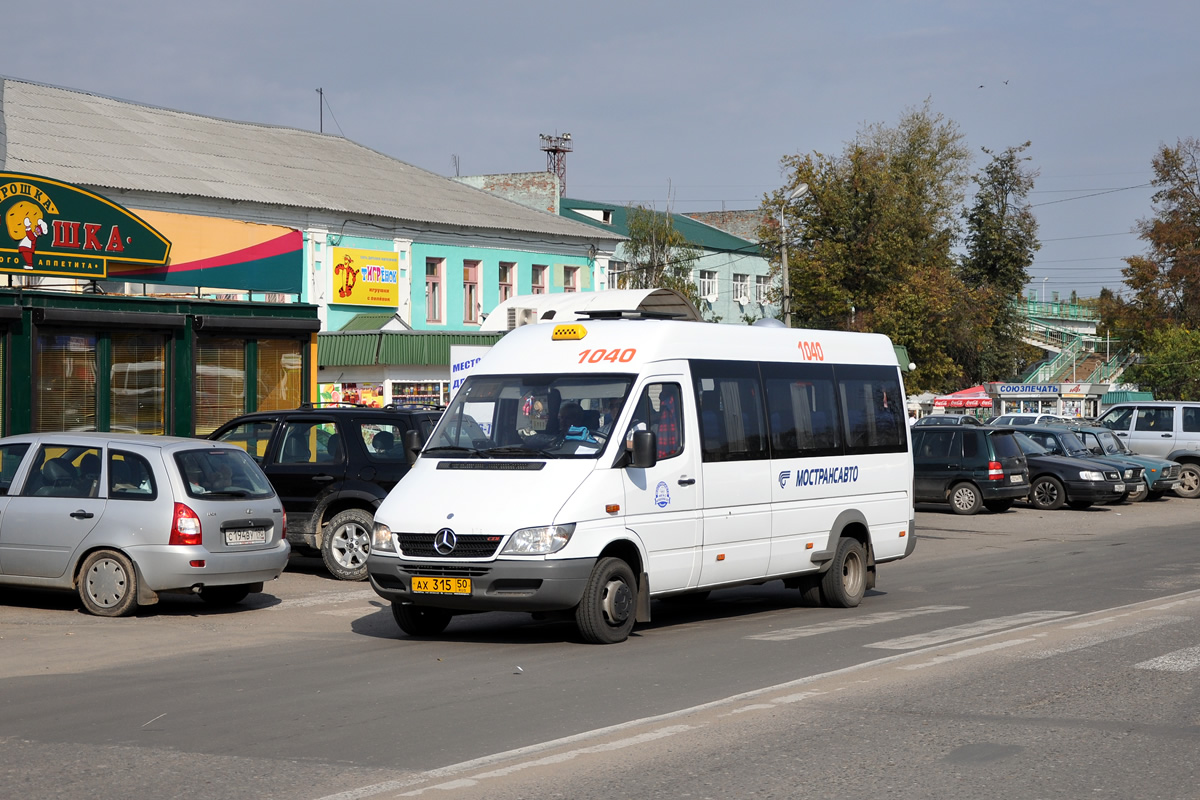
[779,183,809,327]
[317,88,323,133]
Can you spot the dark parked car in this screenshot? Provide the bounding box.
[1007,425,1145,503]
[912,426,1029,514]
[912,414,984,427]
[1067,424,1183,501]
[210,403,441,580]
[1011,432,1127,510]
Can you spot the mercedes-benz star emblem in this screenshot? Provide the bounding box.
[433,528,458,555]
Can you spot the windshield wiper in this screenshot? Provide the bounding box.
[422,445,484,457]
[204,490,253,497]
[482,445,555,457]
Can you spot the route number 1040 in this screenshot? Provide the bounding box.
[578,348,637,364]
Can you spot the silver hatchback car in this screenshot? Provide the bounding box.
[0,433,290,616]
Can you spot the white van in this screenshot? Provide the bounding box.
[368,315,916,643]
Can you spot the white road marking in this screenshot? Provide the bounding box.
[1025,617,1185,658]
[865,610,1075,650]
[1135,645,1200,673]
[745,605,967,641]
[897,638,1038,670]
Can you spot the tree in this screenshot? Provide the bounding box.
[1101,137,1200,351]
[617,204,707,314]
[1122,326,1200,400]
[955,142,1043,383]
[759,100,973,392]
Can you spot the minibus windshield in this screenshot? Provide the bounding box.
[424,373,634,459]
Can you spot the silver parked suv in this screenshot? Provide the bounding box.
[1094,401,1200,498]
[0,433,290,616]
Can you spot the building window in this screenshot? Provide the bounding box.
[195,338,246,436]
[34,333,97,432]
[498,261,515,303]
[608,260,628,290]
[426,258,443,323]
[111,333,167,435]
[755,275,770,304]
[532,264,547,294]
[563,266,579,293]
[392,380,449,406]
[257,339,304,412]
[698,270,718,300]
[733,274,751,303]
[463,260,480,323]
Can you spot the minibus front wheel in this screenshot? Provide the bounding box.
[821,538,866,608]
[576,557,637,644]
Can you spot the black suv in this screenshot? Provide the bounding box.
[210,404,441,580]
[912,426,1029,514]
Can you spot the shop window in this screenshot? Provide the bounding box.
[463,260,480,323]
[426,258,444,323]
[531,264,547,295]
[110,333,167,435]
[195,338,246,436]
[498,262,515,303]
[257,339,303,412]
[35,333,97,432]
[392,381,448,407]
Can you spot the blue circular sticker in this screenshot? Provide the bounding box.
[654,481,671,508]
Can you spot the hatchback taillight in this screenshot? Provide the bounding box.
[170,502,203,546]
[281,509,287,541]
[987,461,1005,480]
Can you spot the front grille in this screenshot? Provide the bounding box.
[402,564,491,578]
[396,533,501,558]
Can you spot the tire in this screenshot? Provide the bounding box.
[200,584,253,607]
[1030,476,1066,510]
[78,550,138,617]
[1176,463,1200,499]
[1067,500,1093,510]
[575,557,638,644]
[819,538,867,609]
[795,574,824,606]
[1126,480,1148,503]
[321,508,373,581]
[391,602,452,637]
[948,482,982,515]
[983,498,1014,513]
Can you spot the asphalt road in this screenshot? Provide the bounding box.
[1,497,1199,799]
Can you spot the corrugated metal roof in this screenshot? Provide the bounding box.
[0,78,622,243]
[560,197,758,254]
[339,313,400,332]
[319,330,505,367]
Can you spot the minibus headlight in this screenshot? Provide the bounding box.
[1078,470,1104,481]
[501,524,576,555]
[372,522,396,553]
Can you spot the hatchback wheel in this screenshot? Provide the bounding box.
[949,482,982,515]
[1030,476,1066,510]
[322,509,373,581]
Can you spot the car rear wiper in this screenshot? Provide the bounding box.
[204,490,252,497]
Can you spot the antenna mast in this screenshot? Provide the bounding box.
[317,88,323,133]
[539,132,572,196]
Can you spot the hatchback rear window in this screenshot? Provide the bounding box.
[989,432,1022,459]
[175,448,274,499]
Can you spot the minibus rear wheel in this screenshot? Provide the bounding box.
[576,557,637,644]
[820,538,866,608]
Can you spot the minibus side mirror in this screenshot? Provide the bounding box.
[630,430,657,469]
[402,429,423,465]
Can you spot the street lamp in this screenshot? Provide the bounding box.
[1041,276,1048,304]
[779,183,809,328]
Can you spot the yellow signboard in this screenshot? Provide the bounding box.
[330,247,400,307]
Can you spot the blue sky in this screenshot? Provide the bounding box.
[7,0,1199,300]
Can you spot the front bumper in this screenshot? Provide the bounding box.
[1149,477,1182,492]
[129,541,290,591]
[1063,480,1125,503]
[368,556,597,612]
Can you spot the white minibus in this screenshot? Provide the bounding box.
[368,315,915,643]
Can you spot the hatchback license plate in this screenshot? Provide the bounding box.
[1010,474,1024,483]
[225,528,267,546]
[412,576,472,595]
